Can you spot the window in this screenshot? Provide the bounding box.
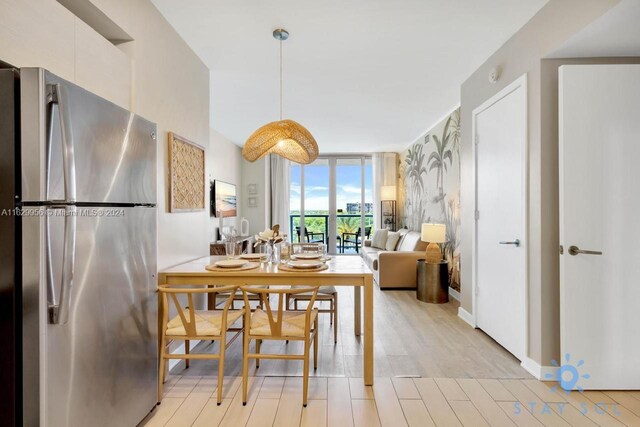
[289,156,373,254]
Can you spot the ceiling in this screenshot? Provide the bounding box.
[152,0,547,153]
[548,0,640,59]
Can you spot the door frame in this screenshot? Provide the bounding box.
[471,73,529,360]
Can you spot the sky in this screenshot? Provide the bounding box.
[290,161,372,212]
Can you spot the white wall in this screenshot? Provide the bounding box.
[459,0,619,366]
[241,157,271,236]
[0,0,211,270]
[208,129,243,241]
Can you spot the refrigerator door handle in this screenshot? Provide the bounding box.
[47,83,77,203]
[48,206,77,324]
[45,211,58,316]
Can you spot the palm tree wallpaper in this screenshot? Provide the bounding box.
[398,108,461,291]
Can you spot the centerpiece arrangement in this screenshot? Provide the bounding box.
[254,224,284,263]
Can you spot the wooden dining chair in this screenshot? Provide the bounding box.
[158,284,244,405]
[288,243,339,343]
[288,286,338,343]
[210,286,265,312]
[240,285,320,407]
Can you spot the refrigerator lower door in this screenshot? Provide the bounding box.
[20,68,157,205]
[34,206,157,426]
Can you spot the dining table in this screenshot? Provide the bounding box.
[157,254,375,385]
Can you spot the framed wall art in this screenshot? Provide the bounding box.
[168,132,205,212]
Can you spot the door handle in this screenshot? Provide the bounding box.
[48,206,77,324]
[568,245,602,256]
[47,84,76,203]
[499,239,520,247]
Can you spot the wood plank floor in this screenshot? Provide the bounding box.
[141,376,640,426]
[141,287,640,426]
[169,286,530,379]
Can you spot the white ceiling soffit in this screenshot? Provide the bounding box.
[548,0,640,59]
[152,0,547,153]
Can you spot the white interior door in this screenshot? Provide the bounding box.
[559,64,640,390]
[474,75,527,361]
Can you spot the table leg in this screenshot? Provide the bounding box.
[363,275,374,386]
[354,285,361,336]
[157,274,166,399]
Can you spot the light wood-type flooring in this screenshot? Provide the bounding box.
[166,286,530,379]
[141,287,640,426]
[141,375,640,426]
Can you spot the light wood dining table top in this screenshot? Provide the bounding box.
[160,255,373,280]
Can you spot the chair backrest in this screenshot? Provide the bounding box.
[292,242,323,253]
[295,226,312,235]
[158,284,238,337]
[240,286,319,337]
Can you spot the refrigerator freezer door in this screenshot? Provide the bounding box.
[42,206,157,426]
[20,68,157,205]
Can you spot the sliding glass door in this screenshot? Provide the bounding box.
[290,156,373,254]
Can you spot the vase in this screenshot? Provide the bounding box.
[264,240,279,264]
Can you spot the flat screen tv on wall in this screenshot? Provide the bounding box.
[212,180,237,217]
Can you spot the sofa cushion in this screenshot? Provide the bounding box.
[371,229,388,249]
[385,231,401,251]
[361,246,381,270]
[397,231,426,252]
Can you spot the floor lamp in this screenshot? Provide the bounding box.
[380,185,396,231]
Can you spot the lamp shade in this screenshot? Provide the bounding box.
[421,223,446,243]
[380,185,396,200]
[242,119,319,164]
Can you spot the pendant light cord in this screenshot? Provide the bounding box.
[279,38,283,121]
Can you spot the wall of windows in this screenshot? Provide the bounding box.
[290,156,373,254]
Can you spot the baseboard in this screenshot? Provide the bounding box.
[168,340,201,370]
[457,307,475,327]
[521,357,557,381]
[449,287,460,301]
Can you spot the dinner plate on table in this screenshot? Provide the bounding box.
[291,253,322,260]
[239,253,265,261]
[288,260,323,269]
[215,259,249,268]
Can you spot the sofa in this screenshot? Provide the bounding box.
[362,228,428,289]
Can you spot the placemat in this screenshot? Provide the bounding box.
[277,263,329,273]
[205,262,261,272]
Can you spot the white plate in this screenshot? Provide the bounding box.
[215,259,249,268]
[239,253,265,260]
[288,260,323,269]
[291,253,322,260]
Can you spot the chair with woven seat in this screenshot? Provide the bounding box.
[158,284,244,405]
[240,285,320,407]
[287,286,338,343]
[288,243,338,343]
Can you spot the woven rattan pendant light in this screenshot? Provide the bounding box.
[242,29,319,164]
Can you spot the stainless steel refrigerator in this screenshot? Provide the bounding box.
[1,66,158,426]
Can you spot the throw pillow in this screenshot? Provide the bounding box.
[371,229,388,249]
[385,231,401,251]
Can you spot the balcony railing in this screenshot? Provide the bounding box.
[289,214,374,254]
